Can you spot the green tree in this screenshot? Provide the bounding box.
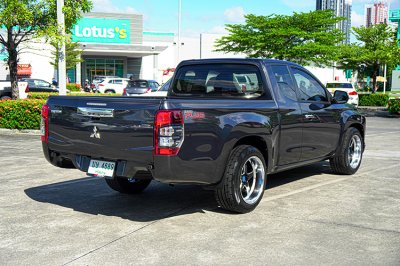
[0,0,92,99]
[338,24,400,91]
[215,10,345,66]
[50,38,83,70]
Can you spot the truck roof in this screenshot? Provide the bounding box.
[178,58,302,67]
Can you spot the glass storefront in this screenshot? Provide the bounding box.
[85,58,124,82]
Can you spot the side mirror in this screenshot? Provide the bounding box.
[333,90,349,104]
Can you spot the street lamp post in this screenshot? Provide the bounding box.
[177,0,182,64]
[57,0,67,95]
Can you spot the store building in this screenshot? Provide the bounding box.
[0,11,346,86]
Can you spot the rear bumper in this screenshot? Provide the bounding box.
[42,142,223,185]
[42,143,151,178]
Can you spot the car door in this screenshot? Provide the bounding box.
[290,67,341,161]
[268,65,303,166]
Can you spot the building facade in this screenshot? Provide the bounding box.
[316,0,352,44]
[365,2,389,27]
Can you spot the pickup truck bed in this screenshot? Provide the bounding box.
[42,59,366,213]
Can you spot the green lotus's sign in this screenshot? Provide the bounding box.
[0,43,7,60]
[71,18,130,44]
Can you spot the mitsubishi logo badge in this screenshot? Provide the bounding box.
[90,126,101,139]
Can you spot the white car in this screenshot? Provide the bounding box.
[326,81,359,106]
[97,78,129,94]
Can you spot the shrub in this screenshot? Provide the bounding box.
[66,83,81,92]
[28,92,59,100]
[0,99,46,129]
[388,98,400,114]
[358,93,389,107]
[28,92,121,100]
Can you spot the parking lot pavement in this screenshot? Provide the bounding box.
[0,116,399,265]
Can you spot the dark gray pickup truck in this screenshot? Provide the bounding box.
[41,59,365,213]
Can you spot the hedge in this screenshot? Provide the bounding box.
[66,83,81,92]
[358,93,389,107]
[388,99,400,114]
[0,99,45,129]
[28,92,121,99]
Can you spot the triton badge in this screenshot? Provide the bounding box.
[90,126,101,139]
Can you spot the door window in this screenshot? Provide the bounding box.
[270,65,297,101]
[291,68,328,102]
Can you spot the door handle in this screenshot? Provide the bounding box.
[304,114,316,119]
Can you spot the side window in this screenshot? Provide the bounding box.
[114,80,123,84]
[291,68,328,102]
[270,65,297,101]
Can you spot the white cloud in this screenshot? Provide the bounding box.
[351,10,364,27]
[224,6,246,23]
[208,25,228,35]
[91,0,138,14]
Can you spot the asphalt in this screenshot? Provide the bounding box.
[0,117,399,265]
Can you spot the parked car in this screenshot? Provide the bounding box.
[123,79,160,96]
[92,76,119,87]
[0,80,28,99]
[41,58,366,213]
[97,78,130,94]
[19,78,58,93]
[138,79,171,97]
[325,81,359,106]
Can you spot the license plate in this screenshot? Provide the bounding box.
[88,159,115,177]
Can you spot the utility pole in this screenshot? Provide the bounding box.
[57,0,67,95]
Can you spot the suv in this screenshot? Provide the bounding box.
[326,81,358,106]
[97,78,130,94]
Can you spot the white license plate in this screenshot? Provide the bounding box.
[88,159,115,177]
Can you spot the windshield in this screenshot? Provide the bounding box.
[129,81,149,88]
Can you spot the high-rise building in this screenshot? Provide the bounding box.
[316,0,352,44]
[365,1,389,27]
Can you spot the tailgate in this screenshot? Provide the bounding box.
[46,96,161,169]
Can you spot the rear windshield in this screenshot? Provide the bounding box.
[171,64,267,99]
[129,80,149,88]
[326,83,353,89]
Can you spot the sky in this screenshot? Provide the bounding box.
[91,0,400,37]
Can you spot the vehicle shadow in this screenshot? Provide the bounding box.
[25,161,333,221]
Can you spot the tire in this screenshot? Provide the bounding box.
[1,95,11,100]
[104,90,115,94]
[330,127,363,175]
[105,177,151,194]
[215,145,267,213]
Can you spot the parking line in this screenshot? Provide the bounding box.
[366,131,400,137]
[264,164,399,202]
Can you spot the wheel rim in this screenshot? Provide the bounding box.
[348,135,362,169]
[239,156,265,205]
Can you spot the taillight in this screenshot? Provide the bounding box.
[98,84,104,87]
[41,104,49,143]
[154,110,184,156]
[123,88,127,95]
[25,85,29,93]
[348,91,358,96]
